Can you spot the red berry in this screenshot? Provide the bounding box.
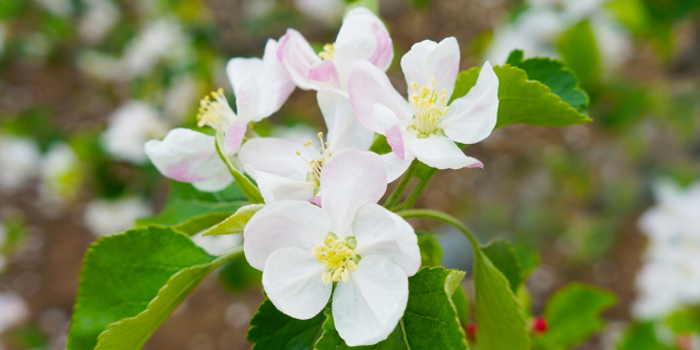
[532,317,548,334]
[466,323,477,340]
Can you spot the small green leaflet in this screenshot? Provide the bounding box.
[617,322,673,350]
[557,20,601,90]
[247,299,326,350]
[417,233,443,267]
[537,283,616,349]
[203,204,265,236]
[472,247,530,350]
[505,49,589,111]
[451,65,592,129]
[482,239,523,293]
[314,267,469,350]
[67,226,238,350]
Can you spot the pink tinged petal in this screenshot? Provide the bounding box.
[308,60,342,90]
[373,104,405,160]
[320,149,387,236]
[144,128,233,192]
[400,37,460,98]
[277,29,322,90]
[234,80,260,123]
[381,152,414,183]
[348,61,412,134]
[262,247,332,320]
[353,203,421,276]
[334,7,394,87]
[332,255,409,346]
[244,200,331,270]
[223,117,248,155]
[318,90,374,153]
[405,132,482,170]
[309,196,322,206]
[245,165,317,204]
[238,137,310,181]
[441,61,499,144]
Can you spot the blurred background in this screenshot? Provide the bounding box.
[0,0,699,349]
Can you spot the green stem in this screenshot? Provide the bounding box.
[214,134,264,204]
[397,167,437,210]
[213,246,244,264]
[383,159,419,209]
[396,209,479,250]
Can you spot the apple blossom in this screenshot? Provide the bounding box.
[101,101,169,164]
[145,38,295,192]
[238,90,373,203]
[243,149,420,346]
[348,37,499,179]
[277,7,393,93]
[0,134,41,194]
[83,197,152,236]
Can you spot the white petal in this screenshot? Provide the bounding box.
[333,7,393,87]
[348,60,412,134]
[353,203,421,276]
[320,149,386,236]
[144,128,233,192]
[441,61,499,144]
[277,29,322,90]
[332,255,408,346]
[318,90,374,153]
[405,132,483,170]
[400,37,460,99]
[226,57,262,97]
[381,152,414,182]
[263,247,332,320]
[245,165,317,204]
[373,103,406,160]
[244,200,331,270]
[238,137,309,181]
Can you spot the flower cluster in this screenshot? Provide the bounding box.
[146,7,499,345]
[634,180,700,319]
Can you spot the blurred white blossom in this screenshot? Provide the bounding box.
[78,0,121,45]
[295,0,344,25]
[486,0,631,70]
[191,233,242,256]
[163,74,202,123]
[35,0,73,17]
[101,101,169,164]
[84,197,152,236]
[0,292,28,333]
[39,143,82,204]
[0,134,41,194]
[633,180,700,319]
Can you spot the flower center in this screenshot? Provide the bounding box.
[197,88,236,131]
[312,233,359,284]
[409,78,449,136]
[296,132,333,184]
[319,43,335,60]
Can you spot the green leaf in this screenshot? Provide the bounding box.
[617,322,672,350]
[314,267,468,350]
[247,299,326,350]
[505,49,589,111]
[136,182,248,235]
[473,247,530,350]
[557,20,601,90]
[368,134,391,154]
[481,239,523,293]
[539,283,617,349]
[452,65,591,130]
[417,233,443,267]
[203,204,265,236]
[68,226,236,350]
[513,244,540,281]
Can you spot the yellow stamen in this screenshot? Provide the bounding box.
[196,88,236,131]
[409,80,449,135]
[319,43,335,60]
[313,233,359,284]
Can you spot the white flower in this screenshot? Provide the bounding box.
[191,233,242,256]
[84,197,152,236]
[102,101,169,164]
[244,149,421,346]
[294,0,345,25]
[277,7,393,93]
[78,0,121,45]
[146,39,295,192]
[0,134,41,193]
[163,74,202,123]
[39,143,82,203]
[633,180,700,319]
[0,292,28,333]
[348,37,499,180]
[238,91,373,203]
